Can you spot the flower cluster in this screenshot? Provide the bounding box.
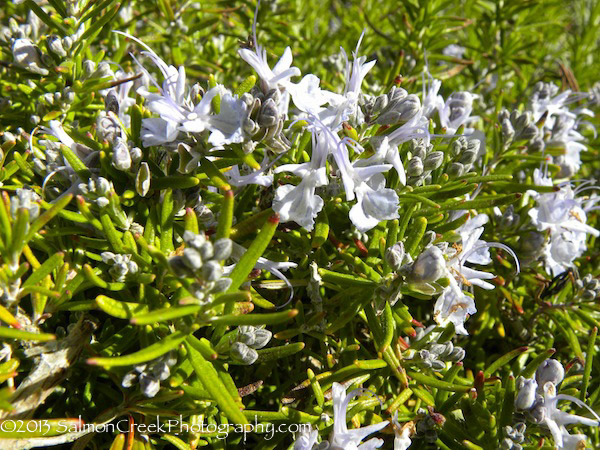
[0,1,599,449]
[514,359,600,449]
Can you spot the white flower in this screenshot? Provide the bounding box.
[442,44,466,59]
[356,137,406,186]
[318,34,376,129]
[273,168,328,231]
[386,107,430,146]
[226,158,273,188]
[392,413,413,450]
[329,382,389,450]
[273,126,329,230]
[540,380,600,449]
[140,117,179,147]
[288,74,342,114]
[448,214,497,290]
[293,425,319,450]
[350,174,399,233]
[529,169,600,276]
[433,280,477,335]
[239,45,300,92]
[514,360,600,449]
[515,377,538,411]
[116,31,236,146]
[422,71,443,119]
[177,87,220,134]
[207,91,247,146]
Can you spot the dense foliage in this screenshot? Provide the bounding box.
[0,0,599,449]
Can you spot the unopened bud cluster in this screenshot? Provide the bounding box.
[168,231,233,304]
[101,252,139,282]
[230,325,273,365]
[575,274,600,301]
[121,352,177,398]
[447,136,481,178]
[405,139,443,186]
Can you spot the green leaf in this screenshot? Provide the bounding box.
[59,144,90,180]
[22,252,64,288]
[130,305,202,325]
[88,331,187,367]
[317,269,377,288]
[483,346,529,377]
[184,338,249,425]
[216,190,234,240]
[209,310,298,326]
[95,295,150,319]
[248,342,305,364]
[160,189,174,254]
[24,194,73,245]
[227,214,280,292]
[581,326,597,401]
[0,327,55,341]
[73,4,121,57]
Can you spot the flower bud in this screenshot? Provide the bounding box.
[184,231,206,249]
[409,246,446,284]
[202,260,222,281]
[251,328,272,349]
[112,139,131,171]
[182,248,203,271]
[519,124,538,141]
[11,188,41,221]
[211,277,232,294]
[47,35,67,57]
[430,342,452,358]
[199,242,214,261]
[43,93,54,105]
[407,156,424,177]
[385,242,406,271]
[213,238,233,261]
[230,342,258,365]
[105,90,120,114]
[447,162,464,178]
[501,118,515,144]
[130,147,142,164]
[514,377,537,410]
[451,137,466,157]
[12,38,48,75]
[448,347,465,362]
[424,151,444,171]
[243,117,259,136]
[139,374,161,398]
[257,98,278,128]
[168,255,190,278]
[237,326,255,345]
[373,94,389,113]
[535,359,565,387]
[459,149,478,165]
[83,60,96,76]
[430,359,446,371]
[62,36,73,50]
[136,162,151,197]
